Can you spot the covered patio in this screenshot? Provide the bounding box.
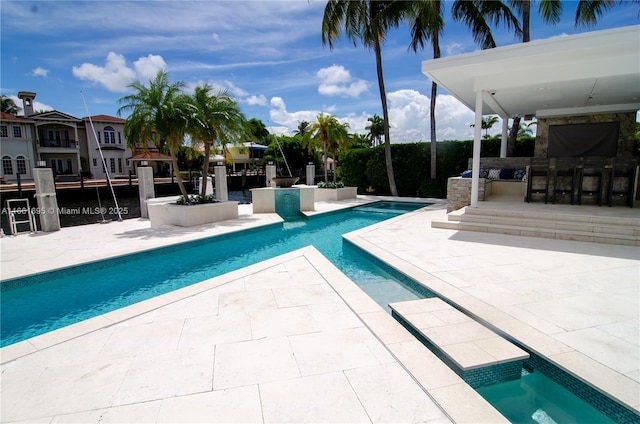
[422,25,640,209]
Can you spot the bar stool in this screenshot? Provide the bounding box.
[608,157,638,208]
[551,157,578,205]
[526,157,550,203]
[578,157,606,206]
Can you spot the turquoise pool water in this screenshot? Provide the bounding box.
[478,369,616,424]
[1,201,427,347]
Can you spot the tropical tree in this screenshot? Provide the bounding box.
[305,113,346,182]
[246,118,270,144]
[327,121,351,182]
[470,115,500,138]
[189,83,247,197]
[322,0,407,196]
[117,70,194,199]
[295,121,311,137]
[365,114,384,147]
[408,0,519,178]
[1,95,20,115]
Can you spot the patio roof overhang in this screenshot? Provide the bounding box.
[421,25,640,208]
[421,25,640,120]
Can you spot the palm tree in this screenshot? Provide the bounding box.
[470,115,500,138]
[365,114,384,147]
[189,83,247,197]
[406,1,444,180]
[408,0,519,178]
[305,113,345,182]
[117,70,194,200]
[322,0,406,196]
[1,95,20,115]
[295,121,311,137]
[327,121,351,182]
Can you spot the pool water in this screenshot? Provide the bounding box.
[478,369,616,424]
[1,201,427,347]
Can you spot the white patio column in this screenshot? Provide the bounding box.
[470,91,483,208]
[500,118,508,158]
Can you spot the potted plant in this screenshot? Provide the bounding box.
[314,181,358,201]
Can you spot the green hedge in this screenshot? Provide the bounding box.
[339,137,534,197]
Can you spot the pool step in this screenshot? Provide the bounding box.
[389,298,529,388]
[431,206,640,246]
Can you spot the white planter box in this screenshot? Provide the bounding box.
[147,199,238,228]
[314,186,358,202]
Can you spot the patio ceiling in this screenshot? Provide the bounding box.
[421,25,640,119]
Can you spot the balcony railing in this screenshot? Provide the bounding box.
[38,138,78,148]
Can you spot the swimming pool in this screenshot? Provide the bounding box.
[1,200,634,423]
[0,201,428,347]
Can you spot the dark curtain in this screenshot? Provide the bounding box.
[548,122,619,157]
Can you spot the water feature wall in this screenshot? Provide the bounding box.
[275,188,301,219]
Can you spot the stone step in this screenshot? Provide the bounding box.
[432,207,640,246]
[389,298,529,389]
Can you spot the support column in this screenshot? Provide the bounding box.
[214,165,228,201]
[306,164,315,185]
[500,118,509,158]
[266,164,276,188]
[138,166,155,218]
[33,167,60,232]
[471,91,483,208]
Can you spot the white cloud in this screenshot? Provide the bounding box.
[268,91,483,143]
[317,65,368,98]
[269,96,319,132]
[133,54,167,81]
[72,52,166,92]
[223,80,248,98]
[444,42,464,56]
[245,94,267,106]
[30,67,49,77]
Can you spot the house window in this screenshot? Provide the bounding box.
[16,156,27,174]
[118,158,123,173]
[92,158,97,167]
[118,132,122,144]
[13,126,22,138]
[97,131,101,143]
[110,158,116,173]
[2,156,13,175]
[0,125,8,137]
[104,126,116,144]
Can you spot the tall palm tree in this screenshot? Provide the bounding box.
[189,83,246,197]
[1,95,20,115]
[406,0,444,180]
[365,114,384,147]
[408,1,519,178]
[322,0,407,196]
[117,70,194,200]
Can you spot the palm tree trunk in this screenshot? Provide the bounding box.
[201,141,211,197]
[373,37,398,196]
[508,0,530,156]
[323,139,329,182]
[168,144,190,200]
[430,34,440,180]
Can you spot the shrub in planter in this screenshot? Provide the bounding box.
[317,181,345,189]
[176,194,216,205]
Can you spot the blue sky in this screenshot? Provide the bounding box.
[1,1,637,142]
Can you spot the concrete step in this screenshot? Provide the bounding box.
[432,206,640,246]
